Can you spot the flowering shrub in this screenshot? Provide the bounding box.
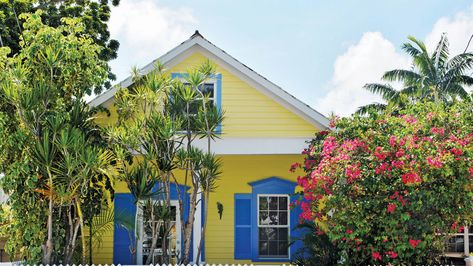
[293,101,473,264]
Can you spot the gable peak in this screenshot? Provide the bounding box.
[191,30,203,39]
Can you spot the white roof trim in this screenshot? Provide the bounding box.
[89,33,329,129]
[188,137,310,155]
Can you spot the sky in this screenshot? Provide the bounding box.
[107,0,473,117]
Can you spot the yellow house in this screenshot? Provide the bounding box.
[89,31,329,264]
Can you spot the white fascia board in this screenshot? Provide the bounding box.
[190,137,309,155]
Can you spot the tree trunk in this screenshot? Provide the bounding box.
[182,188,197,263]
[42,171,54,265]
[196,190,209,264]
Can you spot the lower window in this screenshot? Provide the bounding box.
[257,195,289,258]
[446,226,473,256]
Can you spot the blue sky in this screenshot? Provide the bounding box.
[108,0,473,116]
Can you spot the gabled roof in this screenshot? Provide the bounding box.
[89,31,330,129]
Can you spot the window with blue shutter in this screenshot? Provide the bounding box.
[171,73,222,134]
[113,183,190,264]
[234,193,252,259]
[233,176,304,262]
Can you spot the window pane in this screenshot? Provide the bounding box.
[259,228,277,241]
[268,241,278,256]
[259,228,268,241]
[279,197,288,210]
[278,241,288,256]
[259,197,268,210]
[269,211,279,225]
[278,211,288,225]
[259,241,268,256]
[269,197,278,210]
[446,236,464,252]
[189,101,200,114]
[278,228,288,241]
[199,83,214,97]
[259,211,269,225]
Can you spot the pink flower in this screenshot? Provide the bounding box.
[389,191,399,200]
[431,127,445,136]
[427,156,443,168]
[375,162,390,174]
[346,229,353,234]
[402,115,417,124]
[372,251,382,261]
[450,148,463,156]
[402,173,421,184]
[451,222,458,230]
[329,116,339,128]
[468,167,473,177]
[395,149,405,158]
[392,160,405,169]
[322,136,338,156]
[387,203,396,214]
[389,136,397,146]
[289,162,301,172]
[386,251,398,259]
[345,164,361,183]
[374,146,388,160]
[409,239,421,249]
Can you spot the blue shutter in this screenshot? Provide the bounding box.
[290,195,304,257]
[234,194,252,259]
[113,193,136,265]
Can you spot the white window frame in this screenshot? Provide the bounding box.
[445,225,473,258]
[257,194,290,259]
[136,199,182,265]
[180,78,217,111]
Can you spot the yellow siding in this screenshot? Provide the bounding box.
[91,209,114,264]
[168,52,318,137]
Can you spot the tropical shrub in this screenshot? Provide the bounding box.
[293,100,473,264]
[0,11,115,264]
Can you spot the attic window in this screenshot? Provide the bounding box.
[183,82,215,114]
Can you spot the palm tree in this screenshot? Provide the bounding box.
[357,34,473,115]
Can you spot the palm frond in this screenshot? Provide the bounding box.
[355,103,387,115]
[363,83,398,100]
[401,42,422,57]
[382,69,421,85]
[407,36,429,54]
[432,33,449,70]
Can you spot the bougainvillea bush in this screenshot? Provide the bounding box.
[292,100,473,264]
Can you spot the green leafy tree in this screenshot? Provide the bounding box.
[294,99,473,264]
[108,61,223,264]
[0,0,120,92]
[358,34,473,115]
[0,11,115,264]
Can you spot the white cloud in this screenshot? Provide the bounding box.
[108,0,197,82]
[316,32,410,117]
[425,5,473,55]
[317,6,473,117]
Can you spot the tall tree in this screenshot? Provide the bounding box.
[357,34,473,115]
[0,11,115,264]
[0,0,120,93]
[108,61,224,264]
